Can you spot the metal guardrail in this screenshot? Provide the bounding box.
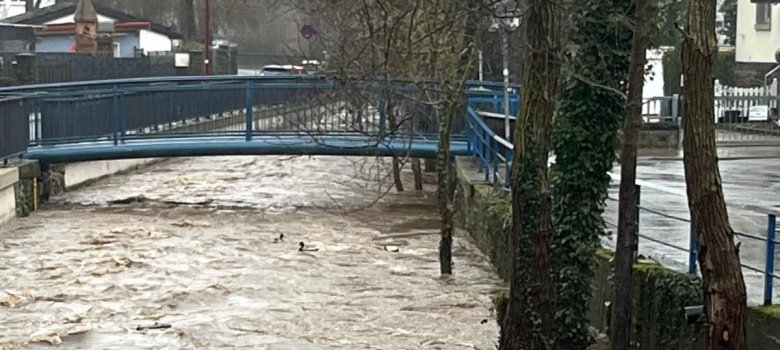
[465,106,515,189]
[466,97,778,305]
[606,188,779,306]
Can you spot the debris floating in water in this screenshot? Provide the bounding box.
[136,322,172,331]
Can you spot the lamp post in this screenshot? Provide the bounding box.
[204,0,212,75]
[490,5,520,140]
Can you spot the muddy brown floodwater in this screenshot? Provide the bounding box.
[0,156,504,350]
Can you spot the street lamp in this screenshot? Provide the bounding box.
[490,4,520,141]
[204,0,212,75]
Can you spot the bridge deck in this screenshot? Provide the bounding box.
[24,133,470,163]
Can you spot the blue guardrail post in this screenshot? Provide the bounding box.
[245,81,254,141]
[378,96,387,138]
[765,213,776,306]
[504,147,512,190]
[112,85,120,146]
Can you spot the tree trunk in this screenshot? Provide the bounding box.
[437,100,455,275]
[610,0,650,348]
[682,0,748,349]
[386,96,404,192]
[412,158,423,190]
[25,0,34,11]
[424,158,436,172]
[500,0,559,347]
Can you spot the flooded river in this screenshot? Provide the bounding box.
[0,156,503,349]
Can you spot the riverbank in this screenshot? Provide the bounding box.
[454,156,780,350]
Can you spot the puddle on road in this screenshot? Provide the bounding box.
[0,156,502,349]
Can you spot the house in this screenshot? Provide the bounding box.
[1,0,182,57]
[735,0,780,85]
[0,22,38,52]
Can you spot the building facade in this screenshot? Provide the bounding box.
[736,0,780,85]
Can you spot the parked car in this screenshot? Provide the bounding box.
[259,65,305,77]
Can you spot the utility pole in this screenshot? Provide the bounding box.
[490,4,519,141]
[204,0,212,75]
[501,29,510,140]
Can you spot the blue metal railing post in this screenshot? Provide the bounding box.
[245,81,254,141]
[491,139,498,187]
[765,214,776,306]
[118,91,125,143]
[689,223,698,275]
[504,147,512,189]
[378,95,387,138]
[112,85,120,146]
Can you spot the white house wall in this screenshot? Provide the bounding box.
[736,0,780,63]
[138,29,170,53]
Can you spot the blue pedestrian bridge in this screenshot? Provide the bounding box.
[0,75,520,166]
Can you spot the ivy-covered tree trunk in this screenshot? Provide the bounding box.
[500,0,559,347]
[681,0,748,348]
[550,0,632,348]
[611,0,651,348]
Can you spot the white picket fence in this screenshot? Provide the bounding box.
[714,79,779,123]
[642,80,780,124]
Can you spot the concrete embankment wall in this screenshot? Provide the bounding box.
[454,157,780,349]
[0,168,19,225]
[0,158,161,227]
[54,159,160,190]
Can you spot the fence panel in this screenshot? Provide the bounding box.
[0,98,30,160]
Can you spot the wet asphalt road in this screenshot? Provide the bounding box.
[605,146,780,305]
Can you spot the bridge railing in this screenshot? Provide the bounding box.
[0,75,516,162]
[0,75,515,161]
[0,98,30,163]
[465,105,514,189]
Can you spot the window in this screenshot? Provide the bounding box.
[756,3,772,31]
[113,42,120,58]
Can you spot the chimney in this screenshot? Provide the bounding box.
[73,0,97,53]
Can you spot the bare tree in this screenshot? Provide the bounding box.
[681,0,748,348]
[610,0,652,348]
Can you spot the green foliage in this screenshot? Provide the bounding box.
[649,0,686,47]
[512,144,551,348]
[663,49,735,95]
[715,50,736,86]
[551,0,632,347]
[14,180,33,217]
[719,0,737,46]
[464,184,513,279]
[630,263,703,349]
[756,305,780,319]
